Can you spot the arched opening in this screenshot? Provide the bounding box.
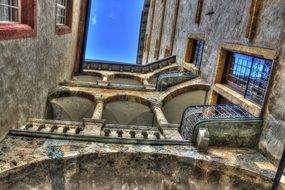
[73,72,102,82]
[109,74,143,86]
[102,95,156,126]
[162,85,210,124]
[148,66,179,85]
[47,90,95,122]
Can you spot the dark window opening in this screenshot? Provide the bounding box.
[223,52,273,105]
[185,39,205,70]
[192,39,205,69]
[217,95,233,105]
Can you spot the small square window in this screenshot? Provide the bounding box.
[185,38,205,71]
[0,0,37,41]
[223,52,273,105]
[56,0,67,25]
[0,0,20,23]
[55,0,73,35]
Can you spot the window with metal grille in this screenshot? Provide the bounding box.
[224,52,273,105]
[56,0,68,25]
[185,38,205,70]
[0,0,20,23]
[192,40,205,69]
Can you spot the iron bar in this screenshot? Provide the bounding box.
[226,53,273,105]
[272,148,285,190]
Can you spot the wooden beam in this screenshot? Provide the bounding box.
[146,0,157,63]
[170,0,181,55]
[73,0,88,74]
[195,0,204,24]
[245,0,263,40]
[155,0,167,60]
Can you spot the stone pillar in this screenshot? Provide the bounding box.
[92,99,104,120]
[102,75,109,82]
[98,74,109,87]
[143,79,150,86]
[151,103,168,127]
[143,78,154,90]
[82,118,105,136]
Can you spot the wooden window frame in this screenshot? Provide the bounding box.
[210,43,277,116]
[0,0,37,41]
[223,51,273,105]
[55,0,73,35]
[184,35,205,71]
[0,0,21,23]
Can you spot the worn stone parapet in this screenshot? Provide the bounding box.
[212,84,262,117]
[83,56,176,74]
[102,128,162,140]
[97,80,109,87]
[82,118,105,136]
[21,118,84,135]
[196,128,210,153]
[0,135,284,190]
[15,118,176,142]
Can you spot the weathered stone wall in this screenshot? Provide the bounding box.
[0,136,283,190]
[0,0,81,140]
[142,0,285,164]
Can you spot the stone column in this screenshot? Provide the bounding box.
[143,78,154,90]
[143,79,150,86]
[98,74,109,87]
[92,99,104,120]
[151,103,168,127]
[102,75,109,82]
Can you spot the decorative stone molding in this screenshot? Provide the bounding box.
[82,118,105,136]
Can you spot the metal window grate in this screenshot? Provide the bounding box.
[56,0,68,25]
[226,52,273,105]
[193,39,205,70]
[179,104,257,141]
[0,0,20,22]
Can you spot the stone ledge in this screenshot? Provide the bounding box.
[213,84,262,117]
[183,62,199,73]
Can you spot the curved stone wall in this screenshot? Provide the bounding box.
[0,152,276,190]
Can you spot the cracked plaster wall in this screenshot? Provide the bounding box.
[0,0,81,140]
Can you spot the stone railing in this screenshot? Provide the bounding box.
[102,124,161,140]
[155,71,199,91]
[83,56,176,73]
[10,118,190,145]
[178,104,262,148]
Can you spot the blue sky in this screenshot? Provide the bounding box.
[85,0,145,64]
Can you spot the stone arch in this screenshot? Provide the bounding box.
[103,95,155,126]
[73,72,103,82]
[161,84,210,124]
[48,88,96,102]
[109,73,143,86]
[148,65,179,84]
[47,88,96,122]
